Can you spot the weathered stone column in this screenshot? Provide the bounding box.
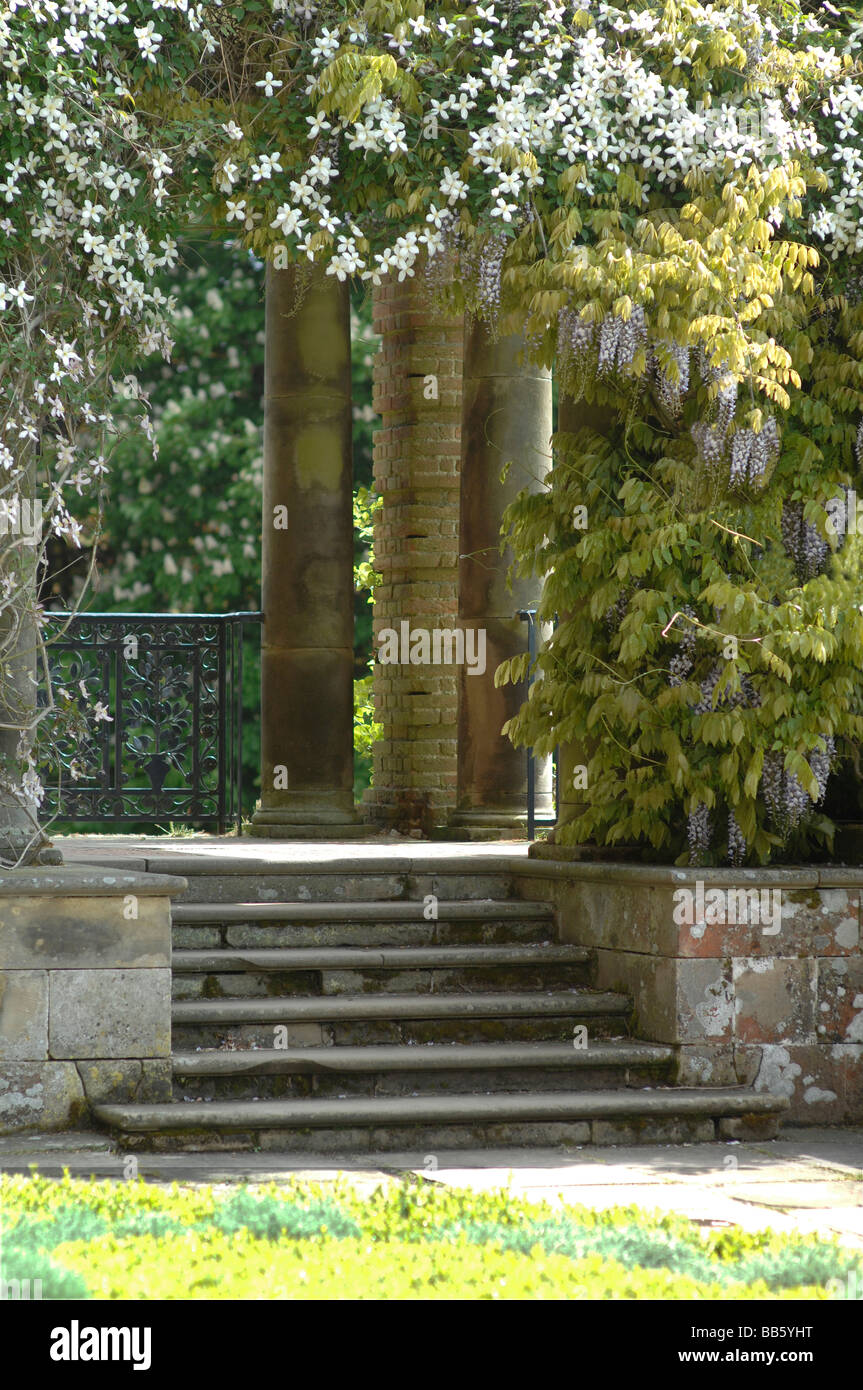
[363,273,464,833]
[452,323,553,832]
[252,263,364,837]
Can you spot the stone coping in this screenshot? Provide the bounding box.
[49,836,863,884]
[117,856,523,877]
[57,841,529,876]
[512,858,863,886]
[0,866,188,897]
[57,836,529,859]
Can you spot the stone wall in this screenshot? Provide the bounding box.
[0,866,185,1132]
[364,273,464,832]
[516,856,863,1125]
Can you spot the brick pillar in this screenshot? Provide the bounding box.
[364,274,463,833]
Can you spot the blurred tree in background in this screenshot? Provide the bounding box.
[42,239,381,811]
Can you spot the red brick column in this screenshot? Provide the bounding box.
[363,275,464,832]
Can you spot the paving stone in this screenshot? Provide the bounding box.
[733,958,817,1044]
[724,1179,863,1209]
[0,1062,86,1132]
[594,950,677,1043]
[171,971,319,1001]
[590,1117,716,1145]
[677,888,786,958]
[74,1059,170,1105]
[255,1127,373,1154]
[172,927,222,950]
[748,1042,805,1105]
[170,990,627,1026]
[673,1044,738,1087]
[366,1122,593,1151]
[561,881,660,954]
[745,1043,845,1124]
[816,958,863,1044]
[0,896,170,970]
[675,886,858,958]
[717,1114,782,1141]
[677,959,735,1042]
[839,1045,863,1121]
[49,967,171,1059]
[140,1060,173,1103]
[178,873,408,904]
[172,1023,325,1050]
[407,873,514,900]
[779,888,861,956]
[0,866,186,897]
[0,970,48,1060]
[223,922,438,949]
[77,1056,171,1100]
[0,1129,112,1155]
[119,1128,261,1154]
[76,1060,143,1105]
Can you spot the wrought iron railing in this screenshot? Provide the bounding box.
[37,611,262,834]
[35,607,549,838]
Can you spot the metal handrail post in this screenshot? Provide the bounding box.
[517,608,537,841]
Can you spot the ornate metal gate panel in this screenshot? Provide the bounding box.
[36,612,261,833]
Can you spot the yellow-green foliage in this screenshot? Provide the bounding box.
[51,1230,807,1302]
[1,1173,857,1302]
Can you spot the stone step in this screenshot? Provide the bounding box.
[170,943,590,1000]
[171,899,556,950]
[94,1087,788,1153]
[163,864,516,905]
[171,943,582,972]
[171,1019,628,1049]
[172,900,553,922]
[171,966,592,1001]
[173,1039,670,1075]
[172,989,626,1026]
[170,1040,675,1100]
[170,988,628,1049]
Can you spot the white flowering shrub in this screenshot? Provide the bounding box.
[0,0,212,858]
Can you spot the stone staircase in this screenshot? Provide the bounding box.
[94,857,787,1152]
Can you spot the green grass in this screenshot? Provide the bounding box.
[1,1172,860,1301]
